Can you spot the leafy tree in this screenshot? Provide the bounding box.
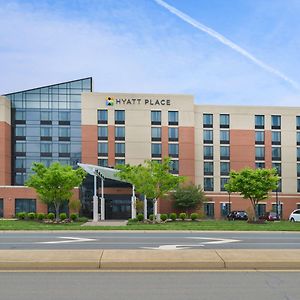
[117,158,185,222]
[224,168,279,221]
[26,162,86,220]
[173,184,206,213]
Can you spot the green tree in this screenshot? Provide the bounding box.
[26,162,86,221]
[117,158,185,222]
[173,184,206,213]
[224,168,279,221]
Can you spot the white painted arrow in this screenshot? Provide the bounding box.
[142,244,205,250]
[37,237,97,244]
[187,237,241,244]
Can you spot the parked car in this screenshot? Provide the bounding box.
[289,209,300,222]
[259,211,280,221]
[227,211,248,221]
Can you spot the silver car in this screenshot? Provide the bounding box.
[289,209,300,222]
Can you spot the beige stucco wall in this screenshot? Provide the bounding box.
[0,96,11,125]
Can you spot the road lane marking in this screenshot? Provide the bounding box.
[37,237,97,244]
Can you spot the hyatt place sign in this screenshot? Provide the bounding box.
[106,97,171,106]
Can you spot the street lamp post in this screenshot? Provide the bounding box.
[228,191,231,214]
[276,187,279,220]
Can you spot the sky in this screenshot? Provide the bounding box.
[0,0,299,106]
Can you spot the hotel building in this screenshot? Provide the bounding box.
[1,77,300,219]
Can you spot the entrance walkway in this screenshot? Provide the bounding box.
[82,220,127,227]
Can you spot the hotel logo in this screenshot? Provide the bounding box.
[106,97,114,106]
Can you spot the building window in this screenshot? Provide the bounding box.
[15,111,26,122]
[204,162,213,176]
[272,147,281,161]
[59,127,70,141]
[220,114,229,128]
[41,127,52,141]
[115,159,125,166]
[203,130,213,144]
[15,158,25,170]
[204,203,214,218]
[115,110,125,124]
[271,203,283,218]
[255,146,265,160]
[272,131,281,145]
[168,144,179,158]
[203,146,213,160]
[98,142,108,156]
[15,126,26,138]
[98,126,108,140]
[271,115,281,129]
[220,146,230,160]
[59,159,70,166]
[115,143,125,157]
[203,114,213,128]
[15,199,36,214]
[168,127,178,141]
[15,142,26,155]
[40,111,52,124]
[98,159,108,167]
[297,132,300,146]
[59,143,70,156]
[41,143,52,155]
[220,162,230,176]
[255,162,265,169]
[97,110,108,124]
[256,203,266,217]
[297,116,300,130]
[151,111,161,125]
[255,131,264,144]
[204,177,214,191]
[115,126,125,141]
[151,127,161,141]
[298,148,300,161]
[220,203,231,217]
[255,115,264,129]
[272,162,281,176]
[297,163,300,177]
[15,173,26,185]
[151,143,162,158]
[168,111,178,125]
[169,160,179,174]
[220,130,230,144]
[58,111,70,125]
[220,178,229,191]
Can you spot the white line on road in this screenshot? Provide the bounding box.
[37,237,97,244]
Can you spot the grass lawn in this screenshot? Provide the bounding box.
[0,219,300,231]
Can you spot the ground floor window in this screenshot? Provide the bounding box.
[255,203,266,217]
[220,203,231,217]
[15,198,36,214]
[272,203,283,218]
[0,199,3,218]
[204,203,214,218]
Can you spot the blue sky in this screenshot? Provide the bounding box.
[0,0,299,106]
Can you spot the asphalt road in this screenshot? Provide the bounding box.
[0,231,299,249]
[0,271,299,300]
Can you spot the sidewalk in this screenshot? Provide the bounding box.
[0,249,300,270]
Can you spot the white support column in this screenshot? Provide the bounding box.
[100,176,105,220]
[131,185,136,219]
[143,195,147,220]
[153,199,158,216]
[93,173,98,222]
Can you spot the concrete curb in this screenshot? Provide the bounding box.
[0,250,300,270]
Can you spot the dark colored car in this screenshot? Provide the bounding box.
[259,212,280,221]
[227,211,248,221]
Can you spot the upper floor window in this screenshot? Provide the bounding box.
[204,162,213,175]
[15,111,26,122]
[168,111,178,125]
[220,114,229,128]
[272,147,281,161]
[98,142,108,156]
[59,111,70,125]
[151,111,161,125]
[168,144,179,158]
[59,127,71,141]
[15,142,26,154]
[115,126,125,141]
[297,163,300,177]
[220,162,230,176]
[98,126,108,140]
[271,115,281,129]
[203,146,213,160]
[203,130,213,144]
[220,130,230,144]
[169,160,179,174]
[203,114,213,128]
[40,111,52,124]
[41,143,52,154]
[15,126,26,137]
[168,127,178,141]
[297,132,300,145]
[297,148,300,161]
[255,131,265,144]
[98,159,108,167]
[255,146,265,161]
[151,127,161,141]
[59,143,70,155]
[272,131,281,145]
[255,162,265,169]
[297,116,300,130]
[115,110,125,124]
[272,162,281,176]
[204,177,214,192]
[220,146,230,160]
[220,178,229,191]
[115,143,125,157]
[97,110,108,124]
[255,115,264,129]
[115,159,125,166]
[151,143,162,158]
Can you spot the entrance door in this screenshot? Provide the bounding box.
[0,199,3,218]
[105,196,131,220]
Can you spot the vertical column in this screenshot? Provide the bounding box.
[143,195,147,220]
[108,125,115,166]
[131,185,136,219]
[82,125,98,164]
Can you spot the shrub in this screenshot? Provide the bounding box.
[169,213,177,221]
[77,216,88,223]
[37,213,46,220]
[137,214,144,222]
[179,213,187,220]
[17,212,26,220]
[190,213,199,221]
[70,213,78,221]
[27,212,36,220]
[59,213,67,221]
[47,213,55,220]
[160,214,168,221]
[149,214,154,221]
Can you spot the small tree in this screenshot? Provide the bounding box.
[26,162,86,221]
[225,168,279,221]
[173,184,206,213]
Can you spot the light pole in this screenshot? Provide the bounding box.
[228,191,231,214]
[276,187,279,220]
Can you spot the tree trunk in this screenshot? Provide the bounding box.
[54,204,60,221]
[152,198,156,224]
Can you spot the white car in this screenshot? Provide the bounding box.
[289,209,300,222]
